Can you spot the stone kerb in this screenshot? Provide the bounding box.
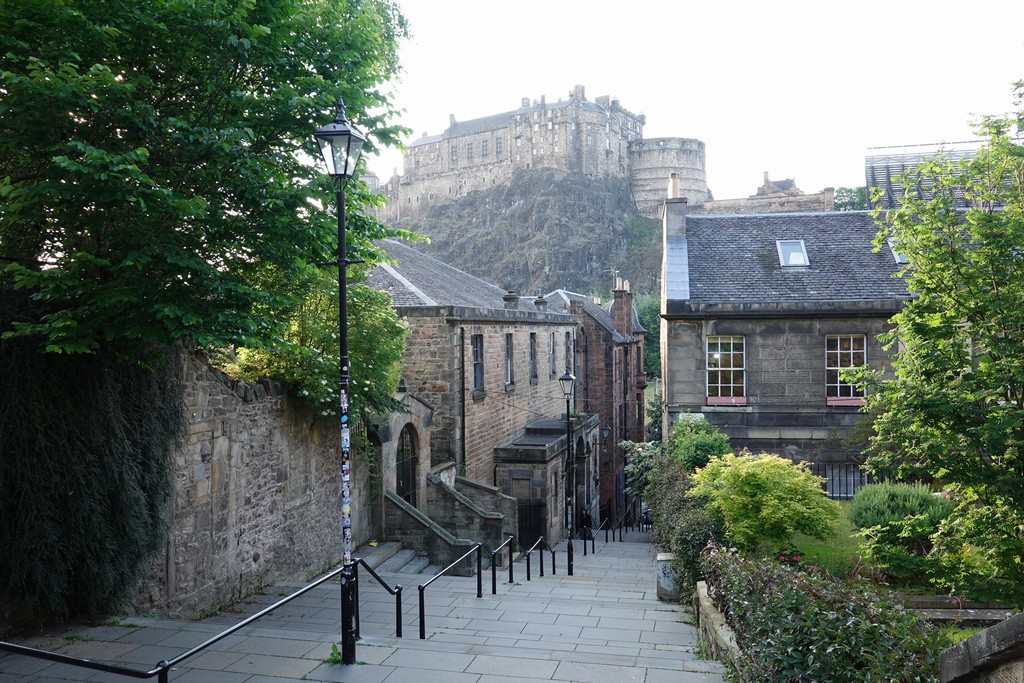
[941,612,1024,683]
[694,581,741,673]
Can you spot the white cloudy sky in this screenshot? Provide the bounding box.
[365,0,1024,201]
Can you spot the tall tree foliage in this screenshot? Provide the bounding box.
[0,0,411,622]
[833,186,868,211]
[866,82,1024,604]
[0,0,410,354]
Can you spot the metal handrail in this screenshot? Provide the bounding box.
[490,535,516,594]
[524,536,556,580]
[352,557,403,638]
[0,564,349,682]
[418,543,483,639]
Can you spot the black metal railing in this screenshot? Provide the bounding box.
[417,543,483,639]
[352,557,403,638]
[524,536,556,580]
[0,564,350,682]
[490,535,517,595]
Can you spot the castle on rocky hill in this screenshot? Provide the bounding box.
[378,85,710,221]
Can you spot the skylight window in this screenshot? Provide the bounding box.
[887,239,910,265]
[777,240,809,267]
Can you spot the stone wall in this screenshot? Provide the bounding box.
[663,313,895,459]
[399,308,575,484]
[941,612,1024,682]
[693,188,834,215]
[630,138,708,218]
[135,352,371,618]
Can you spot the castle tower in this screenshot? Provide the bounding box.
[628,138,708,219]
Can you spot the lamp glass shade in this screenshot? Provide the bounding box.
[313,100,366,178]
[558,371,575,398]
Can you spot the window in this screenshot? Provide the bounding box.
[777,240,808,267]
[548,332,556,377]
[481,139,489,158]
[707,336,746,405]
[449,146,458,163]
[826,335,866,405]
[504,333,515,385]
[471,334,484,392]
[466,142,473,160]
[495,138,503,156]
[564,331,572,372]
[529,333,538,381]
[888,239,909,265]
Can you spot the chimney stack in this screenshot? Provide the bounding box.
[504,291,519,310]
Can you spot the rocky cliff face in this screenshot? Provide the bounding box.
[390,168,661,296]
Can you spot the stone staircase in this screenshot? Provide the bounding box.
[357,541,442,575]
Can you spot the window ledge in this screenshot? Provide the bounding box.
[529,376,539,386]
[504,382,516,394]
[706,396,747,406]
[827,397,865,407]
[471,390,486,402]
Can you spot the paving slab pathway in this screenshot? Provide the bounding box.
[1,531,725,682]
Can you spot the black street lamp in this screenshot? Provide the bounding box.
[559,370,575,576]
[314,97,366,666]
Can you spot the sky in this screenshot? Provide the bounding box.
[365,0,1024,201]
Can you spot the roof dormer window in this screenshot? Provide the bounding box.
[777,240,809,267]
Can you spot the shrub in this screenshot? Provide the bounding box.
[688,453,840,551]
[666,415,730,471]
[850,482,953,530]
[704,550,945,682]
[645,451,724,588]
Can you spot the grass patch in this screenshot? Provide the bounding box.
[791,501,862,577]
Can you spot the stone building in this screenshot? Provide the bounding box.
[379,85,708,222]
[692,171,835,215]
[367,239,604,546]
[659,182,910,488]
[546,276,647,525]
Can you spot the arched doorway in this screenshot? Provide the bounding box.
[395,424,417,506]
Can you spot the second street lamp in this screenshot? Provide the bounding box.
[313,97,366,666]
[559,371,575,576]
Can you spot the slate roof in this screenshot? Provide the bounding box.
[546,290,630,343]
[368,239,553,313]
[667,211,910,306]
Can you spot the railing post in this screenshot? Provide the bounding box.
[340,563,357,663]
[605,524,609,543]
[567,537,574,576]
[508,544,514,585]
[491,550,497,595]
[583,530,587,556]
[551,550,556,575]
[476,545,483,599]
[418,585,426,639]
[540,543,545,577]
[353,562,361,640]
[526,552,531,581]
[158,662,170,683]
[395,586,403,638]
[590,534,595,554]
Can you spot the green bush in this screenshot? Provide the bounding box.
[645,451,724,588]
[688,453,840,551]
[850,482,953,530]
[666,415,730,471]
[704,550,945,682]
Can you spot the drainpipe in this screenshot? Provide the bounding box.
[460,326,467,476]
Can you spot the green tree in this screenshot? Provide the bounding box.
[833,186,868,211]
[865,81,1024,605]
[0,0,411,622]
[666,415,730,471]
[635,294,661,377]
[0,0,410,355]
[688,452,840,551]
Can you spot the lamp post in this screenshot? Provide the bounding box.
[314,97,366,666]
[559,371,575,576]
